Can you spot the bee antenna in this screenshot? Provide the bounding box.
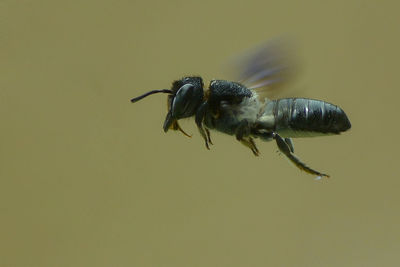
[130,89,173,103]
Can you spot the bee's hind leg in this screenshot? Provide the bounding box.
[284,138,294,153]
[273,133,329,178]
[236,120,260,156]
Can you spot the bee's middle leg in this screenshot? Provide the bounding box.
[236,120,259,156]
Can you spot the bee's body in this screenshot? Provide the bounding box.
[130,41,351,178]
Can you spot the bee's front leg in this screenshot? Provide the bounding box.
[195,101,212,149]
[236,120,260,156]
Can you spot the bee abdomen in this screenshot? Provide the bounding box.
[274,98,351,137]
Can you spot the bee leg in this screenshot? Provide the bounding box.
[236,120,259,156]
[249,137,259,154]
[240,138,259,156]
[195,101,211,150]
[205,128,213,145]
[285,138,294,153]
[274,133,329,178]
[242,137,260,156]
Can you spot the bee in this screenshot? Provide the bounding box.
[131,41,351,178]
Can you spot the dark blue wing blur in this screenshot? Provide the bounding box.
[230,39,297,98]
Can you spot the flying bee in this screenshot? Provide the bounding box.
[131,41,351,178]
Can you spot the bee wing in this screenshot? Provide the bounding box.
[229,39,297,99]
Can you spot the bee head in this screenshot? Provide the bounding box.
[163,76,204,132]
[130,76,204,133]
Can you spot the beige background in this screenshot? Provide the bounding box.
[1,0,399,266]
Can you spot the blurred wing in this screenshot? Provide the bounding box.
[230,39,297,99]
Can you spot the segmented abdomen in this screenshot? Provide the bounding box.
[270,98,351,137]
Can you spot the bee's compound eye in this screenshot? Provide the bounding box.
[175,84,194,99]
[171,84,194,118]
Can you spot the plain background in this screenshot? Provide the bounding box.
[1,0,399,266]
